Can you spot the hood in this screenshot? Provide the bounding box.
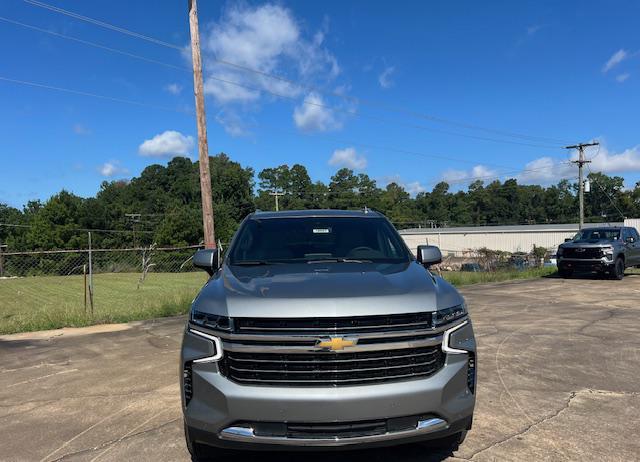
[193,261,463,318]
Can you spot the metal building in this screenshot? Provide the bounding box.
[399,222,626,256]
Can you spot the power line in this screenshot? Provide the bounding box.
[2,15,561,151]
[22,0,569,147]
[0,222,156,234]
[0,76,187,113]
[585,165,626,220]
[0,73,576,184]
[0,75,524,170]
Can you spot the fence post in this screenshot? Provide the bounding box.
[88,232,94,316]
[83,264,87,314]
[0,242,5,277]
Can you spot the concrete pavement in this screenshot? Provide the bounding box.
[1,274,639,461]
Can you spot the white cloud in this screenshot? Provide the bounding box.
[215,110,249,137]
[441,165,498,184]
[404,181,427,195]
[164,83,183,95]
[616,73,630,83]
[73,123,91,135]
[138,130,194,157]
[294,93,341,132]
[378,66,395,89]
[602,49,628,73]
[381,174,426,196]
[329,147,367,170]
[519,144,640,183]
[200,3,340,105]
[99,161,128,178]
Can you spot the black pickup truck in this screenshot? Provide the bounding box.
[556,226,640,280]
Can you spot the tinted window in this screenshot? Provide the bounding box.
[573,228,620,242]
[229,217,410,264]
[631,228,640,240]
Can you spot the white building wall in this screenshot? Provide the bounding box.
[400,229,577,256]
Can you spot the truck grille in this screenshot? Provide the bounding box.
[563,247,602,259]
[220,345,445,386]
[234,312,433,334]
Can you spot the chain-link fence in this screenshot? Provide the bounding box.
[0,245,209,334]
[0,245,203,278]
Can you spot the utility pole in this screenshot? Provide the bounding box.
[269,190,285,211]
[125,213,141,248]
[565,142,599,229]
[188,0,215,249]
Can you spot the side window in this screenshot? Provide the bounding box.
[632,229,640,241]
[621,228,630,242]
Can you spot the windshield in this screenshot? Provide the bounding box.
[228,216,411,264]
[573,229,620,242]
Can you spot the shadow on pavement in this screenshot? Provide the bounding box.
[198,443,455,462]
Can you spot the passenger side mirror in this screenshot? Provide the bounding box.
[193,249,219,275]
[626,236,635,244]
[416,245,442,267]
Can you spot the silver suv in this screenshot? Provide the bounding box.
[181,210,476,459]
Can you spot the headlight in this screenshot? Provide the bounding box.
[433,303,467,327]
[190,309,231,331]
[603,247,614,257]
[557,247,564,256]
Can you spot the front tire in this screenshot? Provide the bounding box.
[612,258,625,280]
[425,430,467,451]
[558,268,572,278]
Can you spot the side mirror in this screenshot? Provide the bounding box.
[416,245,442,267]
[564,238,572,242]
[193,249,219,275]
[626,236,635,244]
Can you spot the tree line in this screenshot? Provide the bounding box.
[1,153,638,251]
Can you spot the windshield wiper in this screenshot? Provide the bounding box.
[306,258,373,264]
[232,260,281,266]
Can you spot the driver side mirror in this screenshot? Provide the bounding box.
[564,238,572,242]
[416,245,442,267]
[193,248,220,275]
[626,236,635,244]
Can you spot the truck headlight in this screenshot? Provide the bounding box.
[433,303,467,327]
[557,247,564,256]
[190,309,231,331]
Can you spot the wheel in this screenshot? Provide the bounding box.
[184,422,236,461]
[558,268,572,278]
[612,258,625,280]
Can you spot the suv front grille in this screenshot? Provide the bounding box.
[563,247,602,259]
[220,345,445,386]
[233,312,433,334]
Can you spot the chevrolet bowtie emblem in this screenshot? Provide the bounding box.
[316,336,358,351]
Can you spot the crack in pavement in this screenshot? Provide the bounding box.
[49,418,180,462]
[464,388,636,460]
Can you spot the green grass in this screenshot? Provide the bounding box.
[0,267,555,334]
[442,266,557,287]
[0,272,207,335]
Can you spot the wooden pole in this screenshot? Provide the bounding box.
[188,0,216,249]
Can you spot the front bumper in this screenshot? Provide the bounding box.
[558,257,614,272]
[181,322,476,450]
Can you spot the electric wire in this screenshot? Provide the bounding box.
[22,0,570,146]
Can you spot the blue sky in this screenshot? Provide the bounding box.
[1,0,639,208]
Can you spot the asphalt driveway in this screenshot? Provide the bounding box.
[1,275,639,461]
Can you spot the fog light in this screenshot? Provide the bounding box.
[467,354,476,394]
[183,362,193,405]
